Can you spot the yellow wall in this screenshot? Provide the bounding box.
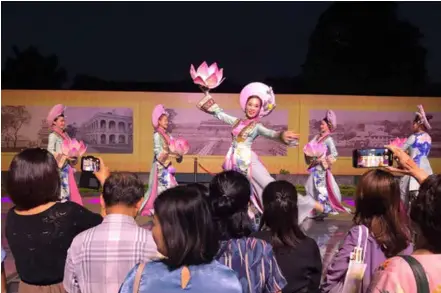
[2,90,440,175]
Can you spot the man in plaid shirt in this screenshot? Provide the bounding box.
[63,171,158,293]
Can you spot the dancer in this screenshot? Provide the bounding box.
[197,82,321,223]
[47,104,83,205]
[400,104,433,210]
[140,104,183,216]
[304,110,349,219]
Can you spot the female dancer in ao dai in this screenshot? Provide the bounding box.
[140,105,183,216]
[197,82,322,223]
[46,104,83,205]
[304,110,349,219]
[400,105,433,209]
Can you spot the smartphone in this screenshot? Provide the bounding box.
[81,156,100,172]
[352,148,394,168]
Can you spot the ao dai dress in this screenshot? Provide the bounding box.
[198,94,316,223]
[400,132,433,201]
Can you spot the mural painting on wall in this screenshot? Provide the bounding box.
[165,108,289,156]
[308,109,441,157]
[1,105,133,153]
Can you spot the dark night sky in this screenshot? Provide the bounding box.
[2,1,441,84]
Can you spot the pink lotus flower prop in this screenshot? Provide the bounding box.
[61,139,87,158]
[303,141,327,158]
[190,62,225,90]
[170,138,190,156]
[389,137,407,148]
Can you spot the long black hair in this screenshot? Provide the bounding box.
[260,180,306,248]
[208,170,253,240]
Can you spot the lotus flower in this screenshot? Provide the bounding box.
[169,138,190,156]
[303,141,327,158]
[61,139,87,157]
[190,62,225,90]
[389,137,407,148]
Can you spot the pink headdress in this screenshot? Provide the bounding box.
[324,110,337,132]
[152,104,168,128]
[239,82,276,118]
[46,104,66,126]
[415,105,432,130]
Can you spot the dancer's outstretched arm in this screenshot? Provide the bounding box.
[256,123,299,145]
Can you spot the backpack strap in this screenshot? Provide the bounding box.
[399,255,430,293]
[133,263,146,293]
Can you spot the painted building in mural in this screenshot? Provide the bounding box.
[79,111,133,146]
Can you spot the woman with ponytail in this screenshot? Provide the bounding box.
[208,170,287,293]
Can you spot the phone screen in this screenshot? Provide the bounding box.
[352,148,394,168]
[81,156,100,172]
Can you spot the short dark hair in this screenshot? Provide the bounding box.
[154,185,219,270]
[7,148,60,210]
[102,173,145,207]
[261,180,306,248]
[410,174,441,253]
[208,170,252,240]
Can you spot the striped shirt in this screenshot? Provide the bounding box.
[63,214,158,293]
[216,237,287,293]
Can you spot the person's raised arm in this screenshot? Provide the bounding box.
[384,145,429,184]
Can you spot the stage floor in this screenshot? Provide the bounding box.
[1,197,353,292]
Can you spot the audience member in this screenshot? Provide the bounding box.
[63,169,158,293]
[252,180,322,293]
[321,169,412,293]
[5,148,102,293]
[368,147,441,291]
[119,185,242,293]
[208,170,287,293]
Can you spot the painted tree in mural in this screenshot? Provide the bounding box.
[166,108,178,133]
[1,106,31,148]
[2,46,67,89]
[65,123,78,138]
[302,2,427,95]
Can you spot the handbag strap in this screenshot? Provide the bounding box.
[399,255,430,293]
[355,225,369,262]
[133,263,146,293]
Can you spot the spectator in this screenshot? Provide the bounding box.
[5,148,102,293]
[321,169,412,293]
[368,147,441,292]
[208,170,287,293]
[64,168,158,293]
[252,181,322,293]
[119,185,242,293]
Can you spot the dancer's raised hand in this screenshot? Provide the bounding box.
[282,131,300,144]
